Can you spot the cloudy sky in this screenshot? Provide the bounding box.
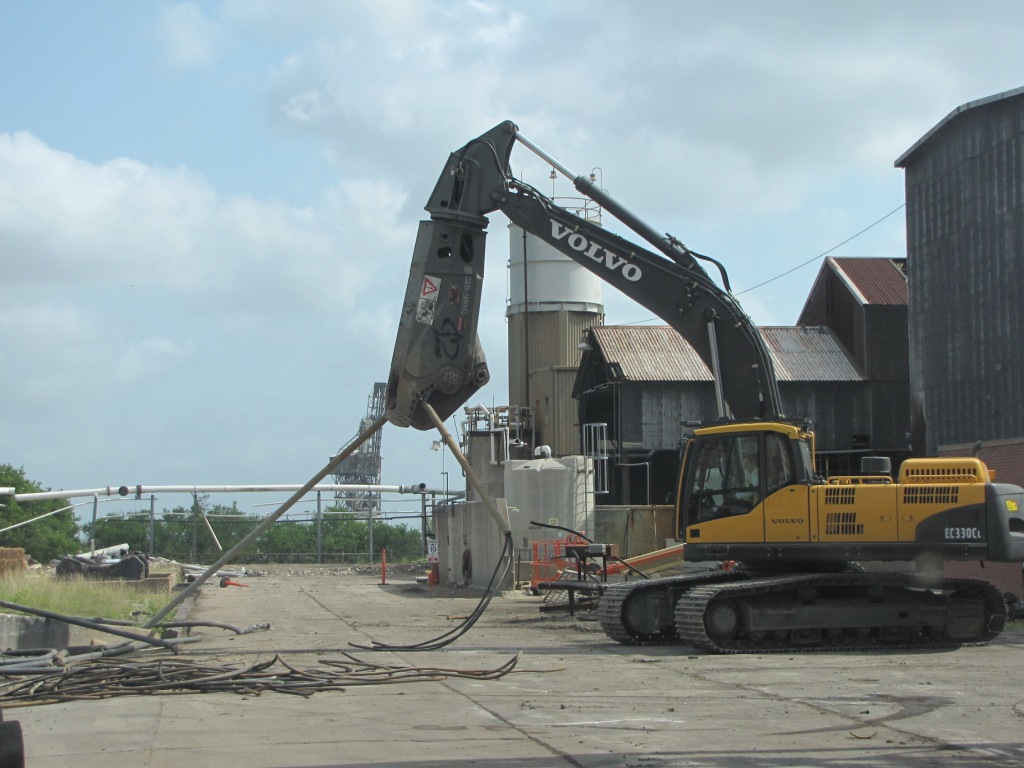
[3,1,1023,524]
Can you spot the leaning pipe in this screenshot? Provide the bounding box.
[142,414,389,628]
[12,482,443,503]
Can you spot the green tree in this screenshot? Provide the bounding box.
[0,464,81,562]
[257,520,315,561]
[372,521,424,561]
[82,498,425,564]
[84,499,258,563]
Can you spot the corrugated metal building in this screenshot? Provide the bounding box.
[572,257,911,504]
[895,86,1024,482]
[797,256,912,463]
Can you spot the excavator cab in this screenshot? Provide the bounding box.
[678,422,817,561]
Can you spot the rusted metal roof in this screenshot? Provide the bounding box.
[829,257,907,306]
[591,325,712,381]
[591,325,864,383]
[759,326,865,382]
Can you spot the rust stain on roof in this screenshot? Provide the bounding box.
[591,325,864,383]
[830,257,907,306]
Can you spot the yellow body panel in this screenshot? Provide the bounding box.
[688,506,767,543]
[812,484,899,543]
[687,480,989,546]
[763,485,811,543]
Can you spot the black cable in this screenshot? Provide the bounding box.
[349,532,514,652]
[734,203,906,296]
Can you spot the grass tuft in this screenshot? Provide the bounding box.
[0,572,169,622]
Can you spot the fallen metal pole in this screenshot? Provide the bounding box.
[143,414,389,628]
[0,600,183,651]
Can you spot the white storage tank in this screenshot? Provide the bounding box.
[507,223,604,316]
[507,223,605,455]
[504,455,594,545]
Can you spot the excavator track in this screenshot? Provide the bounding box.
[597,570,747,646]
[674,573,1007,653]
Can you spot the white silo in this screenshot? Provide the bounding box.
[507,204,605,456]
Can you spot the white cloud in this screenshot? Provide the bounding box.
[0,131,376,313]
[0,131,408,480]
[158,2,227,70]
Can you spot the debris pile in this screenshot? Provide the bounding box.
[0,650,519,706]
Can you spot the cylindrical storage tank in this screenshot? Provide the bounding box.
[507,224,604,316]
[507,224,604,451]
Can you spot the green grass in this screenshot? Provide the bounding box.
[0,572,170,622]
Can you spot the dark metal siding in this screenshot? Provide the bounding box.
[899,91,1024,454]
[638,383,719,450]
[863,305,910,382]
[779,382,871,451]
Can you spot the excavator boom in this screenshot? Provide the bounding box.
[387,120,782,429]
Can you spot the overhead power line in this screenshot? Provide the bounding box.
[735,203,906,296]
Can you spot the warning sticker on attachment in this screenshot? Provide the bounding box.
[420,275,441,298]
[415,275,441,324]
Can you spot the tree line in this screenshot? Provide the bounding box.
[1,465,426,564]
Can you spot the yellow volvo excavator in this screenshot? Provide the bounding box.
[387,120,1024,652]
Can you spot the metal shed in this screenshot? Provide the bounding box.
[572,323,889,503]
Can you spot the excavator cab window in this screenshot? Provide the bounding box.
[689,434,757,521]
[764,432,795,494]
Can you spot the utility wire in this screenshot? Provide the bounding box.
[734,202,906,296]
[617,202,906,325]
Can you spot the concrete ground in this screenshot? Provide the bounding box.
[10,568,1024,768]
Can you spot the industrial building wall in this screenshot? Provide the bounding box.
[434,434,509,589]
[902,94,1024,455]
[863,305,910,382]
[524,366,582,457]
[635,384,719,450]
[779,381,870,453]
[594,505,677,559]
[805,270,867,368]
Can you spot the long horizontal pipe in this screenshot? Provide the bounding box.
[10,483,449,503]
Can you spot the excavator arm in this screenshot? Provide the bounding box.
[387,120,782,429]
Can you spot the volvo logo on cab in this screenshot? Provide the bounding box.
[550,221,643,281]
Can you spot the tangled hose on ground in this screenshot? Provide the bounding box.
[0,650,520,707]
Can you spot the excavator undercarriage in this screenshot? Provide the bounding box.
[597,569,1006,653]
